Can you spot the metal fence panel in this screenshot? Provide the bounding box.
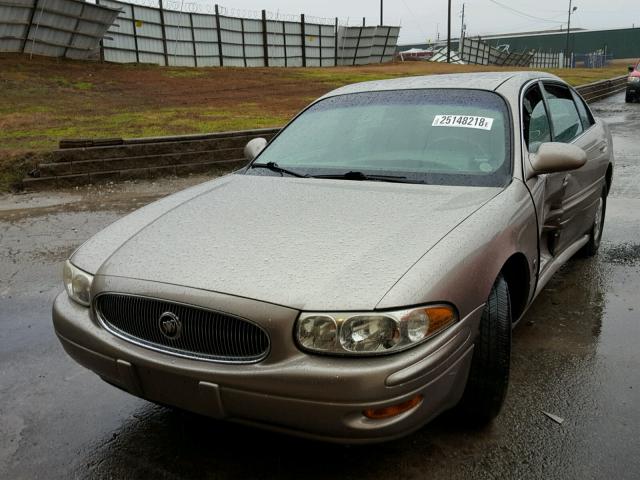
[134,5,161,24]
[137,51,162,63]
[461,37,561,68]
[0,0,118,58]
[107,49,134,62]
[98,1,398,67]
[1,0,399,67]
[336,26,398,65]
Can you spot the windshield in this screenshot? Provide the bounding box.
[246,88,512,187]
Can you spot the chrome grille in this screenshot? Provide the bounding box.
[95,294,270,363]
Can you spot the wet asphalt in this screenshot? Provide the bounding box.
[1,92,639,479]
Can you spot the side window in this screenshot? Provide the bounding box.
[571,89,595,130]
[543,83,584,143]
[522,84,551,153]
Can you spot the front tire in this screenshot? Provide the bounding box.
[579,188,607,257]
[454,274,512,425]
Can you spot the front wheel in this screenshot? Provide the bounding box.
[454,274,512,425]
[579,188,607,257]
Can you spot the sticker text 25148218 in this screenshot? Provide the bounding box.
[432,115,494,131]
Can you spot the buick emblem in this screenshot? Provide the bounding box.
[158,312,182,340]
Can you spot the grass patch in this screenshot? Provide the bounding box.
[546,67,625,86]
[0,54,628,191]
[0,153,40,192]
[286,69,403,86]
[72,81,94,90]
[162,69,207,78]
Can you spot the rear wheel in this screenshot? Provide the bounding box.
[579,188,607,257]
[454,274,511,425]
[626,92,634,103]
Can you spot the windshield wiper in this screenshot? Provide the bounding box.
[311,171,412,183]
[250,162,308,178]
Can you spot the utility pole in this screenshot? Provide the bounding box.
[380,0,383,25]
[565,1,577,67]
[447,0,452,63]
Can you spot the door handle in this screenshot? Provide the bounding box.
[562,175,570,188]
[599,142,607,153]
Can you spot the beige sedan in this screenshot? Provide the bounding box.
[54,71,613,443]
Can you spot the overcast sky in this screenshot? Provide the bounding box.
[204,0,639,44]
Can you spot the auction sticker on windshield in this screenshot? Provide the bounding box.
[432,115,494,131]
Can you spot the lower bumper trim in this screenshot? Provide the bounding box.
[55,330,473,443]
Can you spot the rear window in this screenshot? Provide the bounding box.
[543,83,584,143]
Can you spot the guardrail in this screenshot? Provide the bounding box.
[21,75,628,190]
[575,75,627,103]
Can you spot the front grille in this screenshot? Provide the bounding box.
[95,294,270,363]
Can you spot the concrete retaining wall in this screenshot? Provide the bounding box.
[23,128,279,190]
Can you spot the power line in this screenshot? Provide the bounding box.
[486,0,566,23]
[399,0,429,39]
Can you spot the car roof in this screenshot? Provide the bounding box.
[321,71,561,98]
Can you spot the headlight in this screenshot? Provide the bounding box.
[63,260,94,307]
[296,305,457,355]
[628,76,640,83]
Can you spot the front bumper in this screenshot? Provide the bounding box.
[53,284,481,444]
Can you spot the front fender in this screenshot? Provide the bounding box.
[376,180,538,319]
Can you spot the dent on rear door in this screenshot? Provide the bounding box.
[563,119,608,242]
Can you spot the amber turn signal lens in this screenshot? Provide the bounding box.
[363,394,424,420]
[424,306,456,334]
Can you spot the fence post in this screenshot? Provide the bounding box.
[353,26,363,66]
[380,26,391,63]
[281,21,287,67]
[130,4,140,63]
[93,0,107,61]
[319,23,323,67]
[22,0,39,53]
[241,18,247,67]
[189,12,197,67]
[261,9,269,67]
[334,17,338,66]
[62,1,85,58]
[301,14,306,67]
[215,4,223,66]
[95,0,105,61]
[158,0,169,66]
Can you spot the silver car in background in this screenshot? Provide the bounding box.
[53,72,613,443]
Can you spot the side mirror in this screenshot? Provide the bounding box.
[244,137,267,162]
[629,65,635,73]
[527,142,587,179]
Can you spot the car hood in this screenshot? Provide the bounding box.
[74,175,500,311]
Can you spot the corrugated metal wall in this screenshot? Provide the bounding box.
[484,28,640,59]
[0,0,119,59]
[99,0,400,67]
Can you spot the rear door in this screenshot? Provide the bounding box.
[540,81,606,253]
